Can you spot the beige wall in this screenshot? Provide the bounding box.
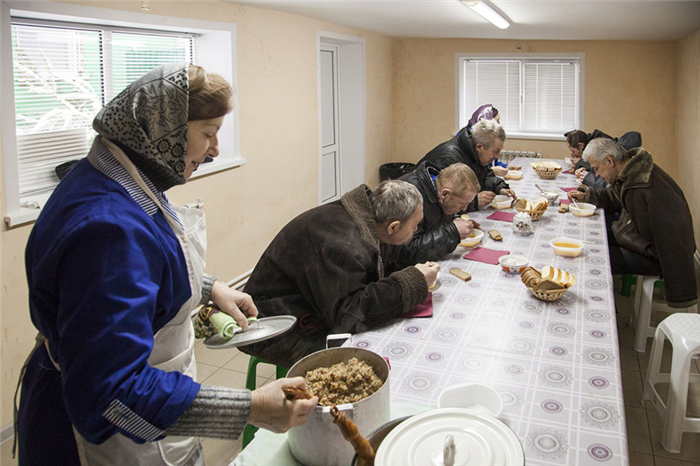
[676,29,700,246]
[392,39,678,175]
[0,0,394,427]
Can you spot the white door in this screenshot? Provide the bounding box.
[319,44,341,203]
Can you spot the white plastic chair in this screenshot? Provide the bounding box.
[643,313,700,453]
[630,275,697,352]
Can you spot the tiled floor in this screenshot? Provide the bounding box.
[1,279,698,466]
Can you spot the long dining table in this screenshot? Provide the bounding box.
[234,158,629,466]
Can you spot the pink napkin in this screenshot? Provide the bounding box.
[463,247,510,265]
[560,187,578,192]
[563,169,575,175]
[487,211,516,222]
[560,198,571,205]
[403,292,433,318]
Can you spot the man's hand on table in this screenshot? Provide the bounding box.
[211,280,259,330]
[415,261,440,287]
[477,191,496,207]
[500,188,517,200]
[249,377,318,433]
[568,190,586,202]
[453,218,475,239]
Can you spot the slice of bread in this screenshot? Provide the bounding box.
[541,266,554,281]
[533,198,548,211]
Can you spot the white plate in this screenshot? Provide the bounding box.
[203,316,296,349]
[375,408,524,466]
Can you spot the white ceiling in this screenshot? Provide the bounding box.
[225,0,700,41]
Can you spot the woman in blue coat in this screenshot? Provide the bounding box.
[16,63,316,466]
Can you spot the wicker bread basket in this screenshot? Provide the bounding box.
[528,287,567,301]
[521,266,569,302]
[514,199,546,221]
[534,167,562,179]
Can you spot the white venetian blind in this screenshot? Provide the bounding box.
[107,32,194,101]
[523,62,577,133]
[12,23,102,197]
[463,60,520,130]
[11,20,194,200]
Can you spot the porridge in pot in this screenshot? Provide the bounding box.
[305,358,383,406]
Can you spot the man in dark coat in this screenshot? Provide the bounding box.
[418,119,515,212]
[240,181,440,367]
[569,138,697,308]
[394,162,480,267]
[567,129,642,188]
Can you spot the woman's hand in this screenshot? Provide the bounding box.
[249,377,318,433]
[210,281,259,330]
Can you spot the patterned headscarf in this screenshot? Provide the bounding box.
[93,63,190,192]
[468,104,495,128]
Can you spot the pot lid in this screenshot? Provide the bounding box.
[375,408,524,466]
[204,316,296,349]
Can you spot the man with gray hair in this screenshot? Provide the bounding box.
[240,181,440,367]
[394,162,481,266]
[418,119,516,212]
[569,138,697,309]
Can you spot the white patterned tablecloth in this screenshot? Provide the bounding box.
[349,159,629,466]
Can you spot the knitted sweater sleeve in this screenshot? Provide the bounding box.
[165,385,252,440]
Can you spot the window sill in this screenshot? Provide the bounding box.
[450,131,566,142]
[5,206,40,227]
[189,157,246,180]
[4,158,247,228]
[507,133,566,141]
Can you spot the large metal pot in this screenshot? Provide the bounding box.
[351,416,410,466]
[287,347,391,466]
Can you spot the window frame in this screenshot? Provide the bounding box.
[455,52,585,141]
[1,1,242,227]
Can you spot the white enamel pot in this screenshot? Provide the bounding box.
[287,345,390,466]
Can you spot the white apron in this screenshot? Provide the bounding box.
[71,139,207,466]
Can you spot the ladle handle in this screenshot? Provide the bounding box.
[444,434,456,466]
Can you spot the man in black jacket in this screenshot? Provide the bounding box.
[569,138,697,308]
[395,162,480,267]
[418,119,515,211]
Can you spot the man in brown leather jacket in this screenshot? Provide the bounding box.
[240,180,440,367]
[569,138,697,308]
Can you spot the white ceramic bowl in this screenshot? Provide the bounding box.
[498,254,530,274]
[490,195,512,210]
[505,170,522,180]
[570,202,596,217]
[541,191,559,205]
[437,383,504,418]
[550,237,584,257]
[459,229,484,248]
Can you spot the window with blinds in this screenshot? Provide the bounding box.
[10,20,194,200]
[460,58,580,137]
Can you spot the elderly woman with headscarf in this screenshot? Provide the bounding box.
[467,104,509,177]
[16,63,316,466]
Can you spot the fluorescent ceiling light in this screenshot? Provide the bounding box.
[462,1,510,29]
